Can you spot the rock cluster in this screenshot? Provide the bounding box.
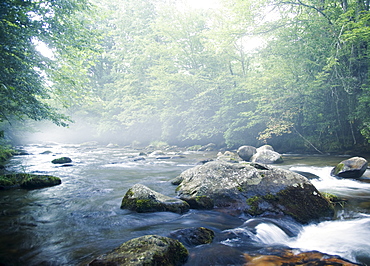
[237,144,283,164]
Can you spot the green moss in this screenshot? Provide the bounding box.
[246,196,263,216]
[322,192,347,208]
[332,163,344,175]
[0,173,61,189]
[263,193,278,201]
[275,184,334,223]
[20,175,61,189]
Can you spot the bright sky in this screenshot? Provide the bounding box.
[186,0,220,9]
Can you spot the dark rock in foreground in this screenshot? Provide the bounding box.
[169,227,215,247]
[51,157,72,164]
[176,161,333,223]
[0,173,61,189]
[331,156,368,178]
[89,235,188,266]
[121,184,190,214]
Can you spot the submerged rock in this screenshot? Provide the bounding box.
[51,157,72,164]
[121,184,190,214]
[244,247,360,266]
[89,235,188,266]
[176,161,333,223]
[170,227,215,247]
[0,173,61,189]
[331,156,368,178]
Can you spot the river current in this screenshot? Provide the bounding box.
[1,143,370,265]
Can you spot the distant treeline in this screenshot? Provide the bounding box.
[1,0,370,153]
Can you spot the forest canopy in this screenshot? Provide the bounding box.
[1,0,370,153]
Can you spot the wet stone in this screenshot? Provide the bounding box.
[89,235,188,266]
[121,184,190,214]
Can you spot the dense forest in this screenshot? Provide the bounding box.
[1,0,370,154]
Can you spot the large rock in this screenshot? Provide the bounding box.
[331,157,368,178]
[237,146,257,161]
[250,145,283,164]
[89,235,188,266]
[121,184,190,214]
[176,161,333,223]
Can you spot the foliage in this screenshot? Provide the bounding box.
[0,0,93,127]
[4,0,369,153]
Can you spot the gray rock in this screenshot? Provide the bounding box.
[331,156,368,178]
[89,235,188,266]
[121,184,190,214]
[251,149,283,164]
[176,161,333,223]
[217,151,242,163]
[237,146,257,161]
[257,144,275,151]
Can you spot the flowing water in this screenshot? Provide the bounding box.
[1,143,370,265]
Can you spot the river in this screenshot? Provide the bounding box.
[0,143,370,265]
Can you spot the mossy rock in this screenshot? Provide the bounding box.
[177,161,334,223]
[331,157,368,178]
[89,235,188,266]
[20,175,61,189]
[51,157,72,164]
[170,227,215,247]
[121,184,190,214]
[182,195,214,210]
[0,173,61,189]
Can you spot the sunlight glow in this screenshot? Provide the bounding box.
[186,0,220,9]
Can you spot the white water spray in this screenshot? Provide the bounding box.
[252,216,370,263]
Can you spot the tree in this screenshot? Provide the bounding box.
[0,0,92,127]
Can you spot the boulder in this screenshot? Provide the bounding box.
[237,146,257,161]
[51,157,72,164]
[89,235,188,266]
[170,227,215,247]
[257,144,275,151]
[176,161,333,223]
[121,184,190,214]
[331,156,368,178]
[251,148,283,164]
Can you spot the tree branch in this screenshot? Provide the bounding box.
[278,0,333,25]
